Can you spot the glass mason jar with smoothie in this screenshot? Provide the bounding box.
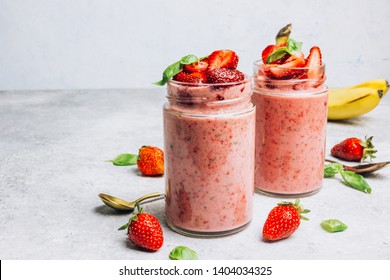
[252,25,328,197]
[155,50,255,237]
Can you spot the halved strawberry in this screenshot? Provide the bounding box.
[207,50,239,71]
[269,54,306,79]
[173,71,207,83]
[305,46,323,79]
[183,59,209,73]
[262,45,277,64]
[206,68,245,83]
[262,43,290,64]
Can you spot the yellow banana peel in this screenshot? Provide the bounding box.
[327,79,388,120]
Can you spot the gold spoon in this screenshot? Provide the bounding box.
[325,159,390,174]
[98,192,164,212]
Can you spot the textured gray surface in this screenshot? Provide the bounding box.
[0,88,389,260]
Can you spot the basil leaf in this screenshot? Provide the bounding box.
[321,219,348,233]
[180,54,199,65]
[340,170,372,194]
[154,61,183,86]
[106,154,138,166]
[154,54,201,86]
[324,163,343,178]
[266,38,303,64]
[266,47,291,64]
[169,246,198,260]
[287,38,303,52]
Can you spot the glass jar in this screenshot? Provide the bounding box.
[252,62,328,197]
[163,77,255,237]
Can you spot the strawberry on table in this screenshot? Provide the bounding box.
[119,204,164,251]
[137,146,165,176]
[207,50,239,71]
[331,136,377,162]
[262,199,309,242]
[206,68,245,83]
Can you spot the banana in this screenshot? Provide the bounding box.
[327,79,388,120]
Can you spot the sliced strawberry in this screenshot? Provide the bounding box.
[262,42,290,64]
[207,50,239,71]
[269,54,306,79]
[173,71,207,83]
[305,46,323,79]
[262,45,276,64]
[206,68,245,83]
[183,59,209,73]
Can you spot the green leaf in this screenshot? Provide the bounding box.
[321,219,348,233]
[180,54,199,65]
[266,47,291,64]
[118,223,129,231]
[154,61,183,86]
[286,38,303,52]
[154,54,202,86]
[324,163,343,178]
[106,153,138,166]
[266,38,303,64]
[169,246,198,260]
[340,170,372,194]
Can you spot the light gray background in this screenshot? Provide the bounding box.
[1,0,389,91]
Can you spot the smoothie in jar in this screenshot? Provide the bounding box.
[157,50,255,237]
[252,26,328,197]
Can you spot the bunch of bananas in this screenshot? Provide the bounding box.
[327,79,389,120]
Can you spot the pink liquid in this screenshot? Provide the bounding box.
[164,80,255,235]
[252,89,328,196]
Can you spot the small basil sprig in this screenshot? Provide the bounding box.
[321,219,348,233]
[324,163,372,194]
[169,246,198,260]
[154,54,204,86]
[266,38,303,64]
[106,153,138,166]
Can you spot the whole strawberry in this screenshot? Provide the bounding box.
[119,204,164,251]
[262,199,309,241]
[137,146,164,176]
[331,136,377,162]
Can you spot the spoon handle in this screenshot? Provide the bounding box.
[135,192,164,205]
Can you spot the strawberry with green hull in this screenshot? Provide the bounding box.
[137,146,164,176]
[331,136,377,162]
[262,199,310,241]
[107,146,164,176]
[119,204,164,251]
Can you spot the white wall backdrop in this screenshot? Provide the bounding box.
[0,0,389,90]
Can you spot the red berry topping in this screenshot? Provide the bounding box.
[183,59,209,73]
[268,53,306,79]
[207,50,239,71]
[206,68,245,84]
[305,46,323,79]
[173,71,207,83]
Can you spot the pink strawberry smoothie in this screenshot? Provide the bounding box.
[252,64,328,196]
[163,78,255,236]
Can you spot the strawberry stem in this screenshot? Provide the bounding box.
[361,136,377,162]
